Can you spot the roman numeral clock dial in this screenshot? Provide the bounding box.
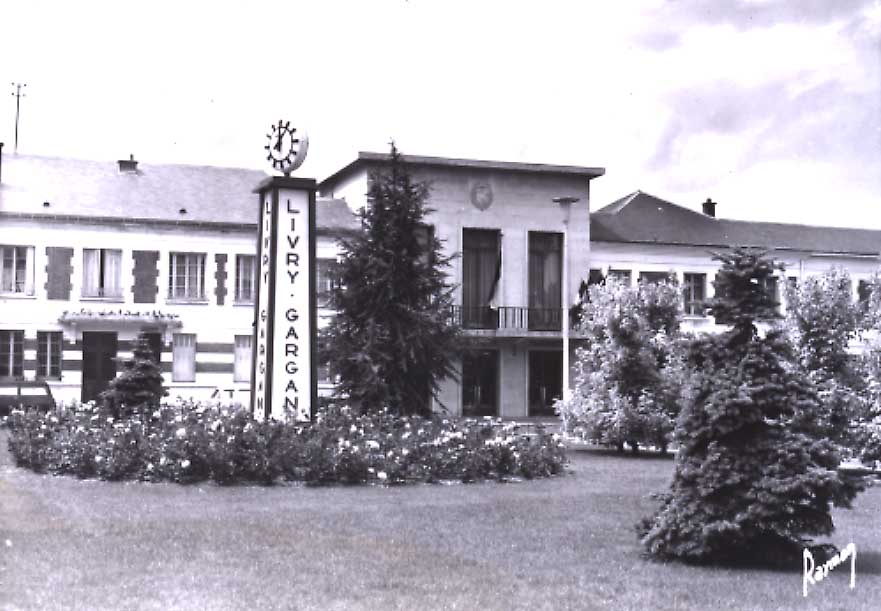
[265,120,309,175]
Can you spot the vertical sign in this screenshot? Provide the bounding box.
[251,177,317,422]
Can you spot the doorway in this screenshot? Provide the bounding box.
[462,349,498,417]
[528,350,562,416]
[82,332,118,403]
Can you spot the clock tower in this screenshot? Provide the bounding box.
[251,121,316,422]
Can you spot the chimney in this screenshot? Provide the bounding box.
[702,198,716,217]
[118,153,138,173]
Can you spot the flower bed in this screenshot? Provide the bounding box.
[4,400,567,485]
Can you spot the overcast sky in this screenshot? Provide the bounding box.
[1,0,879,227]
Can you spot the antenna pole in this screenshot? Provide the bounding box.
[11,82,26,153]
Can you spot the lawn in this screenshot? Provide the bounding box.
[1,430,878,611]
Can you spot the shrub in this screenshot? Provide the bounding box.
[101,331,168,419]
[558,276,686,453]
[6,401,567,486]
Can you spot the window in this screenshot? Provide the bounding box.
[316,258,338,307]
[528,232,562,331]
[82,248,122,298]
[414,224,435,267]
[317,341,334,384]
[234,335,252,382]
[638,271,672,285]
[37,331,63,378]
[169,253,206,300]
[0,330,24,378]
[683,273,706,316]
[607,269,632,285]
[762,275,780,310]
[462,229,501,329]
[0,245,34,295]
[858,280,872,308]
[172,334,196,382]
[235,255,256,303]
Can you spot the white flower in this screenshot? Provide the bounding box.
[95,456,104,463]
[402,432,411,440]
[350,424,358,433]
[146,463,154,472]
[211,420,222,432]
[160,456,168,466]
[175,427,187,439]
[402,448,409,456]
[377,471,388,480]
[181,459,191,469]
[152,410,161,418]
[366,440,380,450]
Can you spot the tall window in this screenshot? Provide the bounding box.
[169,253,206,300]
[82,249,122,298]
[528,232,562,331]
[0,330,24,378]
[0,245,34,295]
[462,229,501,329]
[414,223,435,267]
[172,334,196,382]
[235,255,256,303]
[858,279,872,310]
[37,331,63,379]
[683,273,706,316]
[233,335,252,382]
[762,275,780,312]
[316,258,338,307]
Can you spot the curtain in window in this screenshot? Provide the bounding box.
[0,330,24,377]
[528,233,561,309]
[234,335,252,382]
[172,334,196,381]
[37,331,62,378]
[104,250,122,296]
[82,249,100,296]
[462,230,500,328]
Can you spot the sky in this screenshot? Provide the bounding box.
[1,0,879,228]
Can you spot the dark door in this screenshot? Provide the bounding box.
[529,350,562,416]
[143,331,162,364]
[462,349,498,417]
[82,332,118,403]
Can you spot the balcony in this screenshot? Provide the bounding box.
[449,306,568,336]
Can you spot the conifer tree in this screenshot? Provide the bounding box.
[638,248,861,565]
[321,144,460,417]
[101,331,167,418]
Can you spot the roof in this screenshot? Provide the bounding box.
[319,151,606,193]
[0,154,358,234]
[592,191,881,256]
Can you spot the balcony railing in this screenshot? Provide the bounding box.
[449,306,563,332]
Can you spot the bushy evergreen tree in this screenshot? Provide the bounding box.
[559,277,685,453]
[101,331,167,418]
[321,144,460,417]
[638,249,861,565]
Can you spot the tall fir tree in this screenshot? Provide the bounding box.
[321,144,460,417]
[101,331,167,418]
[638,248,861,565]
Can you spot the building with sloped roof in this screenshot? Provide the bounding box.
[590,191,881,333]
[0,152,357,405]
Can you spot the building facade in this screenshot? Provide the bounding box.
[319,152,605,419]
[0,153,355,406]
[589,191,881,334]
[3,151,880,418]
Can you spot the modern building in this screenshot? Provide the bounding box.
[319,152,605,418]
[0,152,356,406]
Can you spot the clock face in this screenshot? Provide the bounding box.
[265,120,308,174]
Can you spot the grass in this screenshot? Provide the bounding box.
[1,430,879,611]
